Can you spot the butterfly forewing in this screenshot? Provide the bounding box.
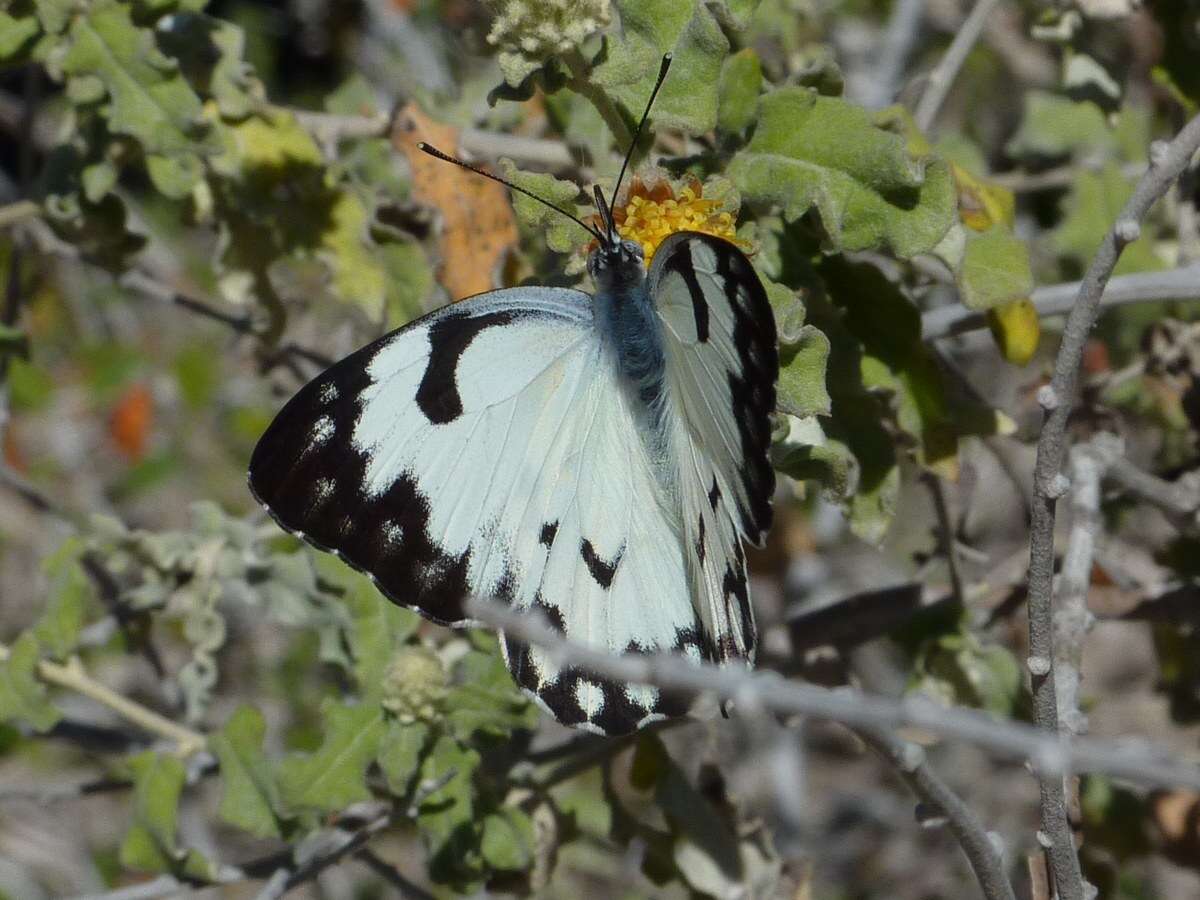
[249,288,595,625]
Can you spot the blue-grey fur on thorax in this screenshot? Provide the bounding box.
[588,239,672,464]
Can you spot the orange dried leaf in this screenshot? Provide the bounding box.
[392,104,518,301]
[3,427,25,473]
[110,384,153,461]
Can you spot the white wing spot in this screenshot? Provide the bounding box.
[311,416,335,446]
[313,478,335,502]
[575,679,605,717]
[318,383,338,404]
[624,682,658,712]
[383,520,404,543]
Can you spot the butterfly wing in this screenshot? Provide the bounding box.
[649,232,779,663]
[249,288,597,626]
[250,286,707,733]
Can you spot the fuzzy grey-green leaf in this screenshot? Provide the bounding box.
[717,47,762,135]
[0,632,60,732]
[593,0,729,135]
[729,88,955,257]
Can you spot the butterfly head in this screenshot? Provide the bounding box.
[587,236,645,291]
[586,183,645,290]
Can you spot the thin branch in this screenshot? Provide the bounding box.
[858,728,1016,900]
[1056,437,1117,737]
[470,599,1200,790]
[921,263,1200,341]
[254,808,394,900]
[861,0,926,109]
[0,775,132,804]
[913,0,1004,131]
[1105,455,1200,523]
[0,644,207,757]
[355,848,437,900]
[16,222,334,373]
[1024,112,1200,900]
[923,473,967,605]
[0,198,38,229]
[287,106,577,170]
[992,161,1146,193]
[562,47,633,151]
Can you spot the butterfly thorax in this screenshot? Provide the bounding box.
[589,240,671,464]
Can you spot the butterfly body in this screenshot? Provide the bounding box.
[249,230,777,734]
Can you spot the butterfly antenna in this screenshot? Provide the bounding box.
[608,53,673,228]
[417,142,605,243]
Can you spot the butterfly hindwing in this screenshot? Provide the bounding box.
[650,232,779,663]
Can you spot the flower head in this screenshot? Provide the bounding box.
[488,0,611,84]
[380,646,448,724]
[590,173,747,267]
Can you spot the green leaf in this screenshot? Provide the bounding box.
[729,88,956,257]
[211,110,392,317]
[777,325,832,419]
[34,0,73,35]
[593,0,730,135]
[717,48,762,135]
[0,11,40,61]
[712,0,763,28]
[481,807,536,872]
[955,225,1034,312]
[211,706,284,838]
[0,633,60,732]
[418,734,484,887]
[119,752,186,873]
[334,563,420,701]
[501,160,589,254]
[35,539,90,660]
[377,719,431,796]
[771,415,857,502]
[157,12,264,119]
[60,0,215,198]
[1147,0,1200,105]
[379,240,435,326]
[0,323,30,360]
[1005,90,1112,160]
[445,636,539,740]
[277,701,385,814]
[1053,162,1164,276]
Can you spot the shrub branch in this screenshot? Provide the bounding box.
[1023,112,1200,900]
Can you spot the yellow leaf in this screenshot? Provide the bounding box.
[951,162,1015,231]
[987,298,1041,366]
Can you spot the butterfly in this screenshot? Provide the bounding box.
[248,57,779,735]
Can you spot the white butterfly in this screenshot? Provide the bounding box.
[249,60,778,734]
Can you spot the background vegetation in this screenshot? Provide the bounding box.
[1,0,1199,897]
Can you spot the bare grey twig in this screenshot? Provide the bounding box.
[1024,113,1200,900]
[469,598,1200,790]
[921,264,1200,341]
[913,0,1004,131]
[1105,456,1200,523]
[861,0,926,109]
[1056,437,1118,737]
[858,728,1017,900]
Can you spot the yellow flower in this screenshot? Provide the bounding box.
[590,174,746,267]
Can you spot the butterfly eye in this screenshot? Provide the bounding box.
[624,240,645,261]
